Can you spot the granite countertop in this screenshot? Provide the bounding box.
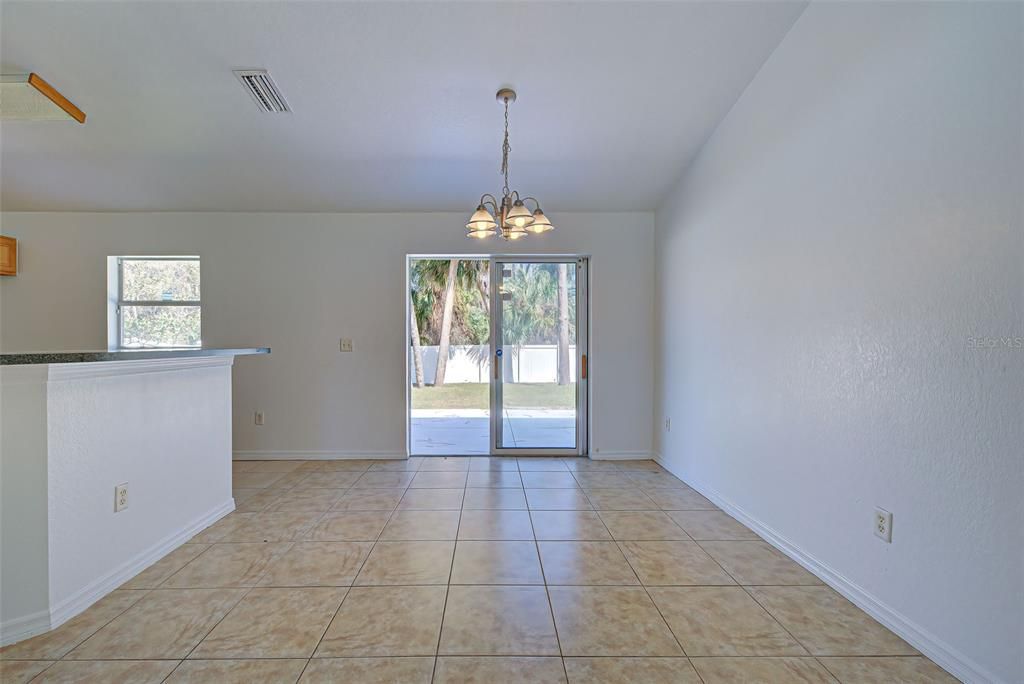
[0,347,270,365]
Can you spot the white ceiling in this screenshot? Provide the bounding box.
[0,1,806,212]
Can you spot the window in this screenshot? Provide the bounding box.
[116,257,201,348]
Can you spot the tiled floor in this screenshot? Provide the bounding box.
[0,457,957,683]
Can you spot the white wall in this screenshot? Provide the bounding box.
[0,212,654,459]
[654,3,1022,683]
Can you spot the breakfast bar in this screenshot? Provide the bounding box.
[0,348,268,645]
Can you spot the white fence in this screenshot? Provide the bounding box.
[410,344,577,384]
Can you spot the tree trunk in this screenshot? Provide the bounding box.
[434,259,459,386]
[476,264,490,315]
[557,263,571,385]
[410,294,425,388]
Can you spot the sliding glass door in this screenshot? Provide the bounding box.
[408,255,588,457]
[491,257,588,455]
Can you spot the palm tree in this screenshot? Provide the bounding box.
[557,263,571,385]
[410,291,425,388]
[433,259,460,386]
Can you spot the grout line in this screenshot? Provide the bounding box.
[430,472,466,684]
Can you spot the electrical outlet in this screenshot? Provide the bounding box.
[339,338,353,352]
[255,411,264,426]
[665,418,671,431]
[874,507,893,542]
[115,483,129,512]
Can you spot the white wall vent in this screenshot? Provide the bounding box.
[233,69,290,113]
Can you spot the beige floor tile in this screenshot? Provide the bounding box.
[440,586,559,656]
[648,587,805,657]
[619,541,736,586]
[120,544,210,589]
[530,511,612,541]
[0,590,147,660]
[268,472,311,489]
[645,488,717,510]
[0,660,54,683]
[749,587,917,656]
[817,656,958,683]
[463,487,528,509]
[451,541,544,584]
[316,586,447,657]
[614,460,667,472]
[411,470,469,488]
[570,472,632,488]
[355,541,455,585]
[380,510,462,540]
[667,511,760,540]
[67,588,246,659]
[548,586,682,656]
[191,587,345,658]
[265,488,346,512]
[231,487,263,502]
[398,488,465,510]
[466,471,523,488]
[233,471,288,488]
[563,459,620,471]
[691,657,838,683]
[30,660,178,683]
[300,657,435,683]
[233,489,286,513]
[354,471,417,488]
[435,656,566,683]
[598,511,690,540]
[297,471,362,488]
[331,488,405,511]
[538,542,639,585]
[369,458,425,471]
[166,659,307,683]
[626,471,690,489]
[564,657,701,683]
[258,541,372,586]
[517,458,569,471]
[470,457,521,472]
[235,460,302,473]
[457,509,535,540]
[304,511,391,541]
[525,488,593,510]
[700,541,822,586]
[188,512,241,543]
[161,542,291,588]
[211,512,323,542]
[420,457,471,471]
[521,471,580,488]
[584,488,658,510]
[319,459,375,471]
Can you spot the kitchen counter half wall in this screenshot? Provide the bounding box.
[1,347,270,365]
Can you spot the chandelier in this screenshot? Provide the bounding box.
[466,88,554,240]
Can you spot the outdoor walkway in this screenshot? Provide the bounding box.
[411,409,576,454]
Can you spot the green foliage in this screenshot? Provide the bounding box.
[120,259,201,347]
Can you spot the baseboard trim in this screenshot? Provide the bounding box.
[0,498,235,648]
[590,451,653,461]
[233,451,406,461]
[652,453,999,684]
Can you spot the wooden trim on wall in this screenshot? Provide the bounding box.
[28,73,86,124]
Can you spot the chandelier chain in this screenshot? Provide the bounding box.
[500,97,511,198]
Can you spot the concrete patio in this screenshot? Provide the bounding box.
[411,409,576,455]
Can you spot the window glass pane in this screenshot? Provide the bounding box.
[120,306,201,348]
[122,259,199,301]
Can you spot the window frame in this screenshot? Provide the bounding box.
[116,256,202,349]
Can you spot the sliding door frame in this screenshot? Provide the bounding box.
[489,255,589,457]
[405,253,590,458]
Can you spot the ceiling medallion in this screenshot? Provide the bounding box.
[466,88,554,240]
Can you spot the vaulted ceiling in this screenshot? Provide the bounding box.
[0,1,806,212]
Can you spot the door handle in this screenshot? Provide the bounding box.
[494,352,500,380]
[581,354,587,380]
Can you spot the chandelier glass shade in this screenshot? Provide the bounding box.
[466,88,554,240]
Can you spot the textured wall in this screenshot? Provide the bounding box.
[654,3,1022,681]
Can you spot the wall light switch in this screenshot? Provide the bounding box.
[255,411,264,426]
[340,338,353,352]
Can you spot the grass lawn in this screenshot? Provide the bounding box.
[412,382,575,409]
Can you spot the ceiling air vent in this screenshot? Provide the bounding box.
[233,69,290,113]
